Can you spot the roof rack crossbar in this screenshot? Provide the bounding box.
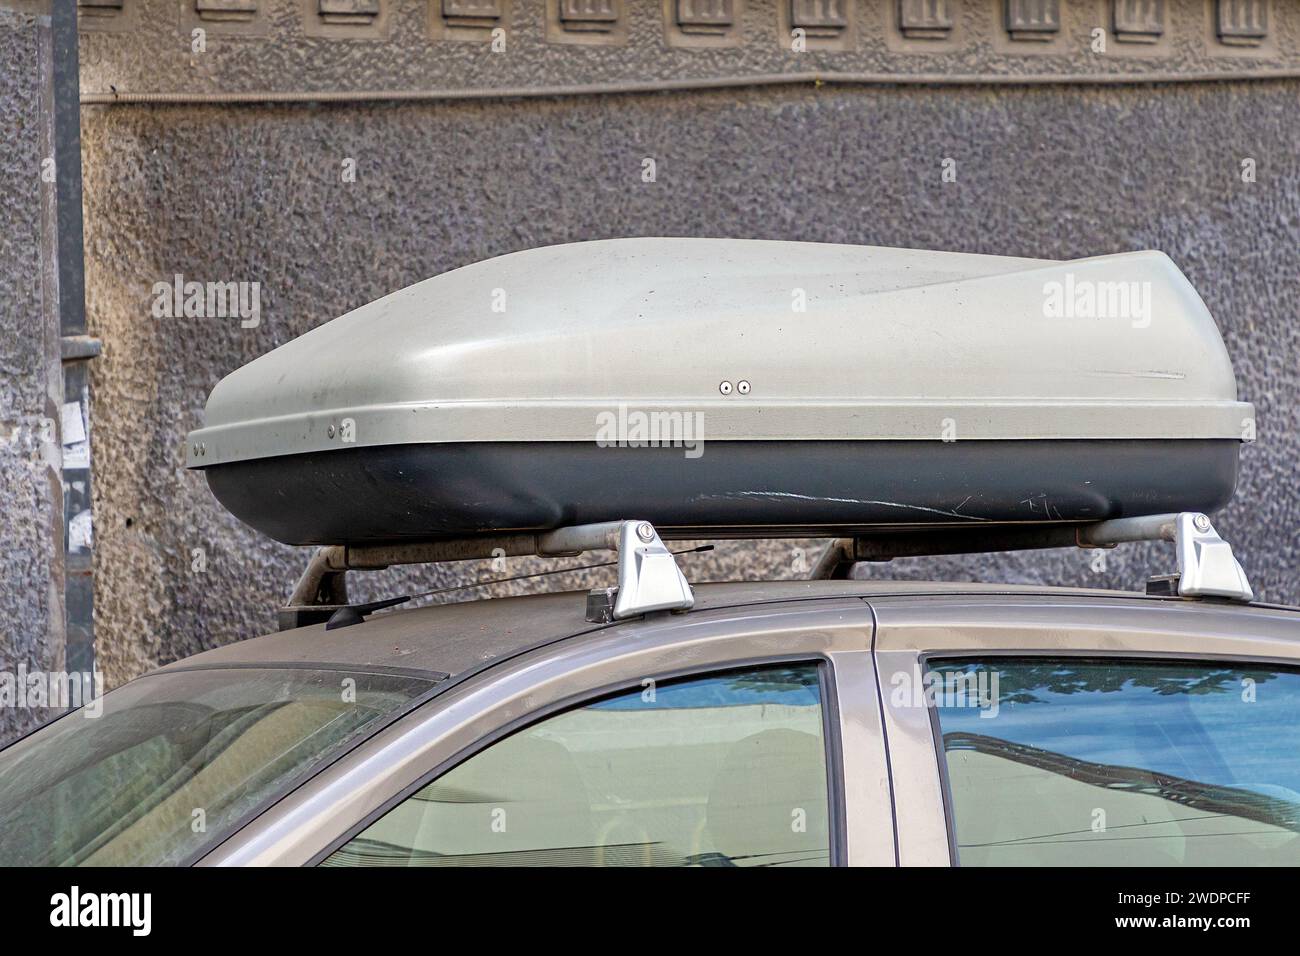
[279,511,1253,630]
[279,519,695,630]
[811,511,1252,603]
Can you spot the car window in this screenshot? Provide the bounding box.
[324,662,832,867]
[0,668,435,866]
[928,657,1300,866]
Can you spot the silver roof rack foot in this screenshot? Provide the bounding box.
[1080,511,1253,602]
[585,520,694,623]
[1173,512,1254,602]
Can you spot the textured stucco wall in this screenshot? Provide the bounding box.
[0,3,65,742]
[77,79,1299,690]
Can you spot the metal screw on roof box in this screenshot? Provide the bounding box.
[738,380,751,394]
[327,425,335,438]
[719,381,732,394]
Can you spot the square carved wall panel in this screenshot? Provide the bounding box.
[1003,0,1060,42]
[195,0,259,22]
[665,0,744,48]
[1111,0,1164,43]
[77,0,136,33]
[318,0,380,26]
[78,0,124,13]
[430,0,509,42]
[1216,0,1268,47]
[184,0,270,36]
[302,0,390,38]
[777,0,856,52]
[547,0,629,45]
[898,0,954,40]
[792,0,848,37]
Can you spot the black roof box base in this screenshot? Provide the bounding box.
[203,439,1238,548]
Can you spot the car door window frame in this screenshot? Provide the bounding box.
[320,655,843,867]
[869,593,1300,867]
[198,598,891,866]
[922,650,1300,867]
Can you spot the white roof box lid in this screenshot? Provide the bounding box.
[187,239,1253,545]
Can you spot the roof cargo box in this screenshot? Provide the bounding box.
[186,238,1253,546]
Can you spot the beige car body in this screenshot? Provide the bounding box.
[168,580,1300,866]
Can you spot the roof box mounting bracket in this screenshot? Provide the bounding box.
[612,520,695,621]
[1078,511,1254,602]
[810,511,1253,603]
[277,519,694,631]
[558,520,695,623]
[1173,512,1254,601]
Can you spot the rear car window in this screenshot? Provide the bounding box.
[0,667,434,865]
[929,657,1300,866]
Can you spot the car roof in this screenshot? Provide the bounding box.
[154,580,1298,684]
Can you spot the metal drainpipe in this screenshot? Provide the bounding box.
[52,0,97,679]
